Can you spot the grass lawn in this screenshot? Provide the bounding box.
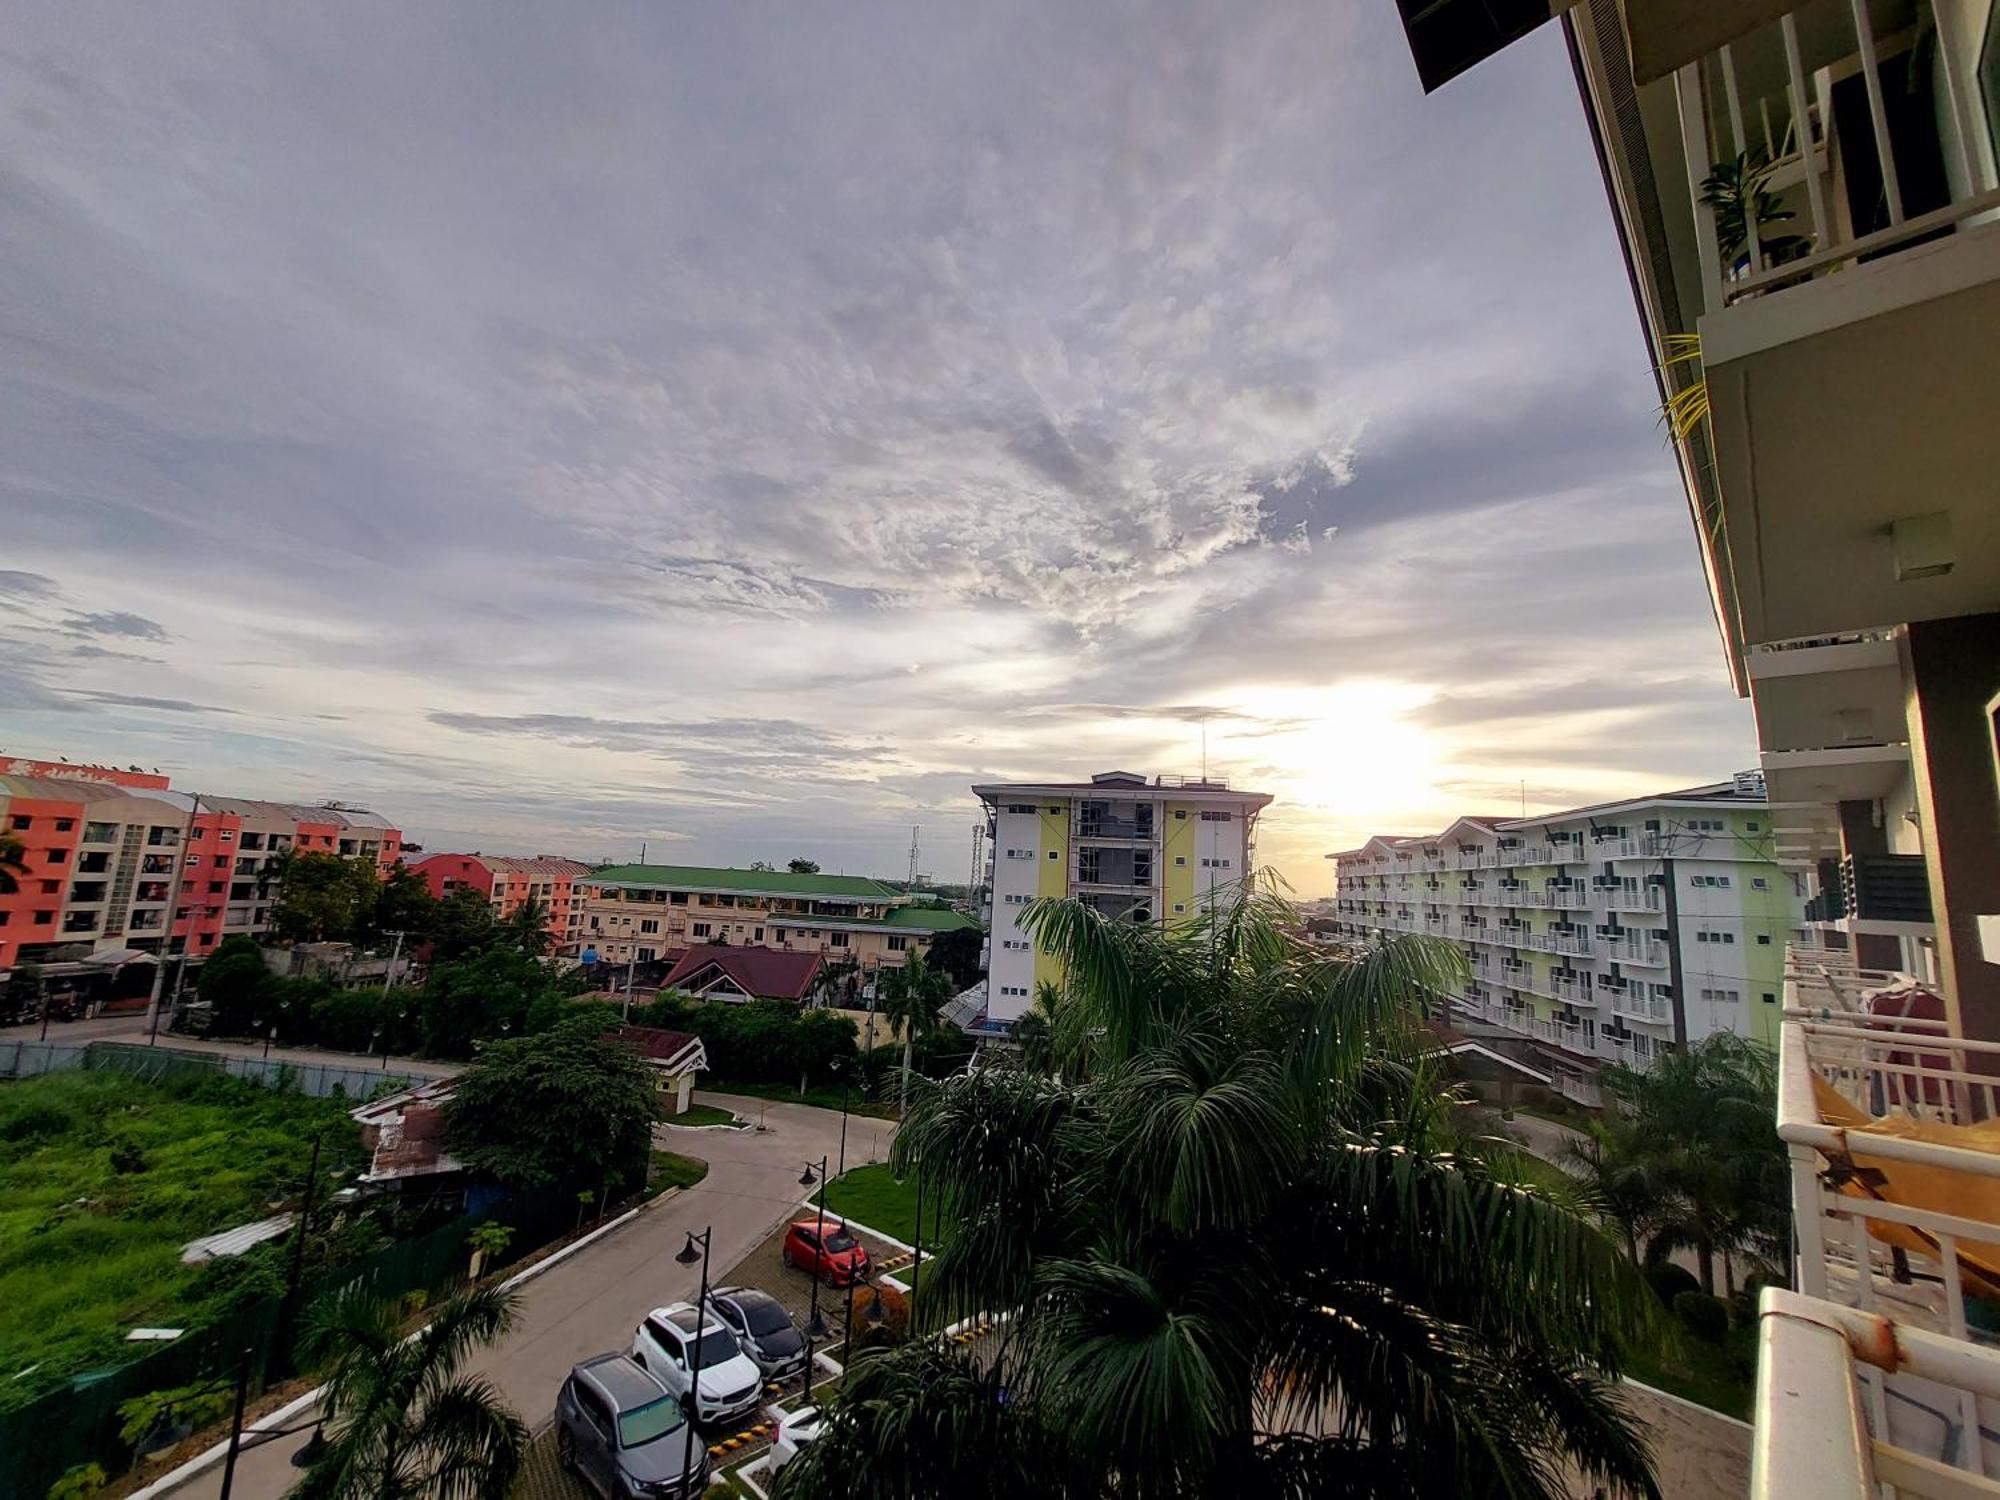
[0,1069,364,1407]
[1626,1324,1756,1421]
[701,1077,899,1120]
[648,1149,710,1193]
[818,1162,946,1246]
[663,1102,743,1129]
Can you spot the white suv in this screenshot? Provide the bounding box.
[631,1303,765,1428]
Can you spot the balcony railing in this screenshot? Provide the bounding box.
[1609,989,1673,1024]
[1604,886,1665,914]
[1808,854,1934,927]
[1760,1010,2000,1497]
[1605,935,1670,967]
[1551,975,1594,1006]
[1674,0,2000,322]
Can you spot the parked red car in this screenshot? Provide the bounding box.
[781,1218,870,1286]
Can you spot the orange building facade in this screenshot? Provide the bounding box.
[404,853,592,950]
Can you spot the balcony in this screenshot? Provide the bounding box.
[1551,975,1595,1006]
[1807,853,1934,935]
[1076,817,1154,843]
[1605,934,1670,967]
[1609,989,1673,1025]
[1604,885,1666,915]
[1527,1018,1594,1056]
[1757,1011,2000,1497]
[1546,887,1590,910]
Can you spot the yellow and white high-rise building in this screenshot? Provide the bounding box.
[972,771,1273,1026]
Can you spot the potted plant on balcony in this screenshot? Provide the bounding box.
[1700,151,1809,276]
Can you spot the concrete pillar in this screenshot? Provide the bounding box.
[1900,614,2000,1042]
[1836,801,1903,971]
[674,1070,693,1116]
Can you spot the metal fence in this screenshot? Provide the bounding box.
[0,1184,576,1500]
[0,1039,426,1098]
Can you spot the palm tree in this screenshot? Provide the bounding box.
[292,1283,527,1500]
[878,953,954,1112]
[501,894,552,958]
[1599,1034,1785,1295]
[778,880,1661,1500]
[0,832,29,896]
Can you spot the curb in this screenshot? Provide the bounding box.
[130,1206,647,1499]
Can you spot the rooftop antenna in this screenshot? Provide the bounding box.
[907,824,921,887]
[640,840,647,864]
[1201,715,1210,783]
[969,820,985,897]
[1520,780,1527,818]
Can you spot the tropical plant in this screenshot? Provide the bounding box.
[0,831,29,896]
[269,851,383,943]
[1598,1033,1786,1296]
[1699,150,1807,267]
[292,1282,527,1500]
[878,953,955,1112]
[498,894,552,958]
[779,882,1661,1500]
[787,857,821,874]
[809,954,862,1010]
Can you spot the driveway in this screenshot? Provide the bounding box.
[154,1093,891,1499]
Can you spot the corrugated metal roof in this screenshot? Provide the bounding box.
[181,1213,296,1264]
[586,864,899,900]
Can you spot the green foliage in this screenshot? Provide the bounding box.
[816,1163,938,1248]
[418,946,571,1059]
[924,924,983,991]
[0,832,30,896]
[1645,1262,1701,1307]
[427,886,498,960]
[46,1463,108,1500]
[1599,1033,1787,1294]
[270,852,384,943]
[116,1380,235,1449]
[443,1022,659,1191]
[633,995,858,1087]
[782,881,1661,1500]
[787,858,821,874]
[0,1071,363,1408]
[370,863,439,943]
[294,1283,526,1500]
[1699,150,1806,265]
[196,936,272,1035]
[1673,1290,1729,1345]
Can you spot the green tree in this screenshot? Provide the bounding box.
[443,1018,658,1191]
[780,884,1660,1500]
[370,863,439,945]
[924,924,983,991]
[429,887,497,961]
[270,852,381,943]
[293,1283,526,1500]
[10,962,47,1024]
[787,857,820,875]
[1598,1034,1785,1295]
[418,947,565,1059]
[878,953,954,1113]
[0,831,28,895]
[498,895,552,958]
[196,935,271,1036]
[749,859,776,872]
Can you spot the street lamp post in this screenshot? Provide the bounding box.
[216,1345,253,1500]
[674,1228,713,1491]
[799,1157,830,1375]
[271,1129,325,1372]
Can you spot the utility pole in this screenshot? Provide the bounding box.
[377,930,406,1000]
[145,792,201,1046]
[907,825,920,888]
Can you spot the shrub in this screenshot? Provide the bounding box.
[852,1282,910,1350]
[117,1381,235,1450]
[1643,1261,1701,1308]
[1673,1289,1730,1344]
[47,1463,107,1500]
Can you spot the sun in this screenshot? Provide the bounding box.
[1214,682,1443,821]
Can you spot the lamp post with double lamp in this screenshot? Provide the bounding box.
[674,1228,713,1491]
[799,1157,831,1380]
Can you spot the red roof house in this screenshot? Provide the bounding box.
[660,944,824,1003]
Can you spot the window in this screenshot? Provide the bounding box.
[1174,855,1186,866]
[1756,934,1771,945]
[33,910,53,926]
[218,829,234,843]
[83,822,115,843]
[754,927,765,942]
[44,848,65,864]
[1005,849,1033,860]
[8,816,30,830]
[1004,803,1036,814]
[1746,821,1761,832]
[691,922,711,938]
[1699,987,1742,1005]
[1762,991,1776,1004]
[1690,875,1731,888]
[887,934,907,951]
[640,918,659,934]
[53,818,72,832]
[1048,850,1059,861]
[1173,810,1187,820]
[669,891,688,905]
[1172,902,1186,914]
[1751,877,1768,890]
[828,931,850,948]
[1199,810,1232,822]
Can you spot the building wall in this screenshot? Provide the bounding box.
[1030,804,1069,1000]
[988,806,1045,1019]
[1333,793,1805,1084]
[0,787,85,969]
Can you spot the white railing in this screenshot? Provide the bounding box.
[1608,936,1670,966]
[1609,990,1672,1024]
[1552,976,1594,1006]
[1676,0,2000,322]
[1764,1011,2000,1497]
[1548,888,1590,910]
[1605,886,1665,914]
[1548,932,1594,958]
[1552,1072,1604,1109]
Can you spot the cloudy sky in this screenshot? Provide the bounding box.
[0,1,1755,891]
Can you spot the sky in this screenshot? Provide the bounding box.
[0,1,1757,893]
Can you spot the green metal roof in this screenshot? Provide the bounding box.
[764,905,980,934]
[585,863,901,900]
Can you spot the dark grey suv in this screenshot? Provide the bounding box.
[557,1353,708,1498]
[705,1285,808,1382]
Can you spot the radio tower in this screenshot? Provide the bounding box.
[907,824,921,887]
[969,820,985,898]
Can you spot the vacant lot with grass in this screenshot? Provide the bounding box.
[0,1069,362,1406]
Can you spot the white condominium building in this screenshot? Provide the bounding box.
[973,771,1273,1025]
[1330,774,1807,1106]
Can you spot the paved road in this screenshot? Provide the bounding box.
[156,1093,891,1499]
